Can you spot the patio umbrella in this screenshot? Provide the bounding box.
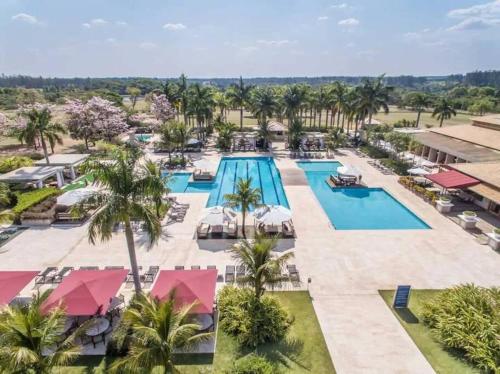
[407,167,429,176]
[418,160,435,168]
[337,165,362,179]
[199,206,237,226]
[56,186,99,207]
[0,271,39,305]
[254,205,292,225]
[186,138,201,146]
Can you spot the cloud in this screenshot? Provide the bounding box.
[331,3,348,9]
[139,42,157,50]
[256,39,295,46]
[11,13,41,25]
[318,16,329,21]
[447,17,500,31]
[163,23,186,30]
[115,21,128,27]
[448,0,500,19]
[338,18,359,27]
[82,18,108,28]
[105,38,116,43]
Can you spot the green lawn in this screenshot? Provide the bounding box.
[58,291,335,373]
[61,174,95,192]
[373,106,471,127]
[379,290,479,374]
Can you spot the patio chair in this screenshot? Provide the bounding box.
[225,265,235,283]
[175,266,185,270]
[282,221,295,238]
[191,265,201,270]
[53,267,74,283]
[79,266,99,271]
[287,265,301,285]
[207,265,217,270]
[125,266,143,283]
[197,223,210,239]
[35,267,58,285]
[236,265,246,281]
[143,266,160,283]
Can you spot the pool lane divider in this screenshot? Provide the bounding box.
[215,162,228,206]
[267,161,281,205]
[257,161,266,204]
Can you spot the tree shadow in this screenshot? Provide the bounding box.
[395,308,419,324]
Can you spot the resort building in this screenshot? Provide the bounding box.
[413,114,500,164]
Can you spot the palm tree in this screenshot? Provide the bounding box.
[326,127,347,154]
[110,293,211,374]
[159,122,177,164]
[288,118,305,151]
[186,84,214,141]
[282,85,306,126]
[75,147,167,294]
[224,178,261,239]
[355,76,392,127]
[178,74,189,124]
[127,86,142,111]
[316,87,330,129]
[20,105,66,164]
[230,233,294,300]
[215,122,237,151]
[173,121,192,163]
[332,82,347,128]
[0,291,85,373]
[250,87,277,123]
[409,93,432,127]
[226,76,254,130]
[257,120,272,151]
[432,98,457,127]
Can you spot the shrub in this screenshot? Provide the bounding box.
[0,156,33,173]
[13,188,60,215]
[463,210,477,217]
[228,354,279,374]
[422,284,500,372]
[218,286,291,348]
[380,158,412,176]
[360,145,389,159]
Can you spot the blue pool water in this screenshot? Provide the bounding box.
[297,161,429,230]
[136,134,152,142]
[167,157,288,209]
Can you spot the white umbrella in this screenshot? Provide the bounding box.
[199,206,236,226]
[56,187,99,206]
[407,167,429,176]
[254,205,292,225]
[418,160,435,168]
[337,165,362,179]
[193,159,217,171]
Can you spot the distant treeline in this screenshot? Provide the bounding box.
[0,70,499,92]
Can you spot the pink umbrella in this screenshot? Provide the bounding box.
[0,271,39,306]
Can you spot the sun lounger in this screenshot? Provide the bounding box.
[143,266,159,283]
[125,266,143,283]
[197,223,210,239]
[175,266,185,270]
[35,267,58,285]
[225,265,235,283]
[287,265,300,284]
[191,265,201,270]
[282,221,295,238]
[236,265,246,280]
[225,222,238,238]
[105,266,125,270]
[207,265,216,270]
[53,266,74,283]
[79,266,99,270]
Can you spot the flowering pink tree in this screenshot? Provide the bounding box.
[128,112,161,130]
[66,97,128,149]
[150,94,176,124]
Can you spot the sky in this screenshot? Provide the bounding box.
[0,0,499,78]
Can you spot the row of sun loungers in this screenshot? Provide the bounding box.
[290,152,333,159]
[224,264,301,285]
[167,201,190,223]
[367,160,393,175]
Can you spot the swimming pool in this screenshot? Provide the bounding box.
[297,161,429,230]
[166,157,289,209]
[136,134,152,142]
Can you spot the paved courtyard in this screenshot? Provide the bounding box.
[1,146,499,373]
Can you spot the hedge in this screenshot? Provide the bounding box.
[13,188,61,215]
[0,156,34,174]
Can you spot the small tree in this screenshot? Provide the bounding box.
[288,118,304,151]
[126,86,141,110]
[326,127,347,153]
[150,94,176,124]
[224,178,261,238]
[216,122,237,151]
[432,98,457,127]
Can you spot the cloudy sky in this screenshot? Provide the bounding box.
[1,0,499,77]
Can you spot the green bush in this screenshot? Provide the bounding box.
[380,158,412,176]
[13,188,61,215]
[422,284,500,372]
[360,145,389,159]
[218,286,291,348]
[0,156,34,173]
[228,354,279,374]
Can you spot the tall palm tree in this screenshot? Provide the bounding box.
[214,90,230,119]
[110,293,211,374]
[257,120,272,151]
[178,74,189,124]
[288,118,304,151]
[432,98,457,127]
[226,76,254,130]
[224,178,261,239]
[332,82,347,128]
[409,93,432,127]
[282,85,306,126]
[186,84,214,141]
[354,76,392,127]
[326,127,347,153]
[20,105,66,164]
[215,122,237,151]
[159,122,177,164]
[250,87,277,124]
[75,147,167,294]
[173,121,192,163]
[316,87,330,129]
[230,233,294,300]
[0,291,85,374]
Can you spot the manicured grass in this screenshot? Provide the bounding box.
[61,174,95,192]
[380,290,479,374]
[57,291,335,373]
[374,106,471,127]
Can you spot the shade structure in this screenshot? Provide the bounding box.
[186,138,201,145]
[41,269,128,316]
[0,271,38,306]
[337,165,362,179]
[199,206,236,226]
[407,167,429,176]
[151,270,217,314]
[56,186,99,206]
[426,170,480,189]
[418,160,436,168]
[254,205,292,225]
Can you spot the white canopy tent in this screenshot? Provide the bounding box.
[34,154,90,180]
[0,166,65,188]
[56,187,100,207]
[199,206,237,226]
[254,205,292,225]
[407,167,430,176]
[337,165,362,179]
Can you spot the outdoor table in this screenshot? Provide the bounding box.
[85,317,110,336]
[196,314,213,330]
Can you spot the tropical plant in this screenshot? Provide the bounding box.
[326,127,347,153]
[288,118,304,151]
[186,83,215,140]
[126,86,141,110]
[226,76,254,130]
[422,284,500,372]
[0,183,14,223]
[282,85,306,126]
[73,147,168,294]
[468,98,494,116]
[407,93,432,127]
[0,156,33,173]
[18,104,66,164]
[0,291,85,374]
[257,120,272,150]
[229,354,279,374]
[150,94,176,124]
[109,292,211,373]
[250,87,277,124]
[217,286,291,347]
[172,121,192,162]
[158,122,177,163]
[432,98,457,127]
[224,178,261,238]
[354,76,392,127]
[214,90,230,119]
[230,232,294,300]
[216,122,237,151]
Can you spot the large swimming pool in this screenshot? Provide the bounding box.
[297,161,429,230]
[166,157,289,209]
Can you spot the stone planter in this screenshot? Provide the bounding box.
[436,200,453,213]
[486,233,500,251]
[458,214,479,230]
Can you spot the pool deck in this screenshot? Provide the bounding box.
[1,146,500,373]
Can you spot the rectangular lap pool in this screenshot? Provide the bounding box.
[297,161,429,230]
[166,157,289,209]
